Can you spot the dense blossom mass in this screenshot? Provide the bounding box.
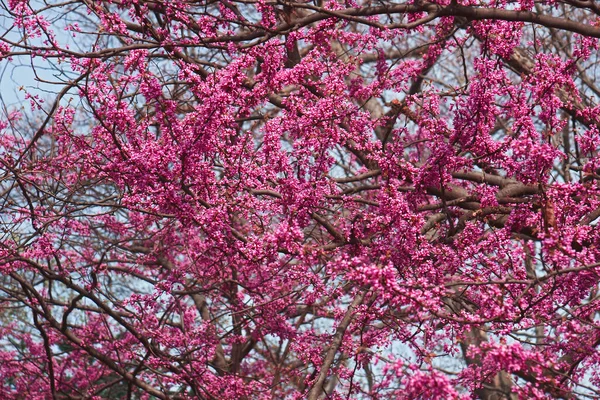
[1,0,600,398]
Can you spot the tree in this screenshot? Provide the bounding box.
[0,0,600,398]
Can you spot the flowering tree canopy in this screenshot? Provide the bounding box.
[1,0,600,398]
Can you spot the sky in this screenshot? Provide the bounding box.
[0,1,81,118]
